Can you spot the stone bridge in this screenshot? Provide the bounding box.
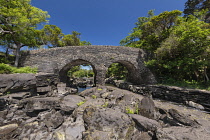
[20,45,156,85]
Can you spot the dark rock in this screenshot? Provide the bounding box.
[132,132,153,140]
[20,97,61,113]
[0,74,36,94]
[156,126,210,140]
[60,95,84,112]
[83,106,135,139]
[36,86,51,93]
[129,114,161,132]
[168,109,199,126]
[42,110,64,129]
[0,98,7,111]
[35,73,58,87]
[138,97,158,119]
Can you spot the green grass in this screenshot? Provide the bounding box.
[0,63,37,74]
[159,78,210,91]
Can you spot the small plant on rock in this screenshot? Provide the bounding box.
[92,95,97,99]
[97,88,103,91]
[102,102,109,108]
[77,101,85,106]
[126,107,134,114]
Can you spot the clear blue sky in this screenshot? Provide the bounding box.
[32,0,186,46]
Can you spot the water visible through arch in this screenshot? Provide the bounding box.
[59,59,96,89]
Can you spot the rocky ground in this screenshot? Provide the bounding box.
[0,86,210,140]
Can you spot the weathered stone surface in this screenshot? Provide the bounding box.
[168,109,199,126]
[186,101,205,110]
[35,73,59,87]
[36,86,51,93]
[60,95,84,112]
[20,97,61,112]
[156,126,210,140]
[83,106,134,139]
[139,96,158,119]
[42,110,64,129]
[0,73,36,93]
[113,80,210,111]
[0,123,18,135]
[129,114,161,132]
[0,86,210,140]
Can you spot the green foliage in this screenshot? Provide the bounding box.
[107,63,128,80]
[67,65,94,78]
[77,101,85,106]
[159,77,210,90]
[126,104,139,114]
[184,0,210,22]
[126,107,135,114]
[80,41,91,46]
[0,0,50,66]
[121,10,210,87]
[61,31,81,46]
[72,69,93,78]
[41,25,64,47]
[0,63,37,74]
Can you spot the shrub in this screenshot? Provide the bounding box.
[0,63,13,74]
[0,63,37,74]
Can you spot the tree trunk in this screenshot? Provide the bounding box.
[204,68,209,82]
[5,47,9,60]
[14,44,21,67]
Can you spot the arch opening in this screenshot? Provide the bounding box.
[106,60,137,84]
[59,59,96,88]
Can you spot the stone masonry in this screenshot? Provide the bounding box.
[20,45,156,85]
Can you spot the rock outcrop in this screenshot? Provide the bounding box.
[0,86,210,140]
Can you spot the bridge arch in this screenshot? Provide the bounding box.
[106,60,138,83]
[59,59,97,86]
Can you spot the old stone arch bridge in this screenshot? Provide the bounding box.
[20,45,156,85]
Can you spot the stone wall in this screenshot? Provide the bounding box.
[20,45,156,85]
[113,80,210,111]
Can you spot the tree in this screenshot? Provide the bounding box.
[121,10,210,83]
[154,15,210,82]
[106,63,128,80]
[0,0,50,66]
[41,25,63,48]
[61,31,81,46]
[184,0,210,22]
[120,10,182,52]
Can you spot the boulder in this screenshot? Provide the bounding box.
[129,114,161,132]
[60,95,84,113]
[168,109,199,126]
[138,96,158,119]
[186,101,205,110]
[83,106,135,139]
[0,123,18,135]
[0,74,36,94]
